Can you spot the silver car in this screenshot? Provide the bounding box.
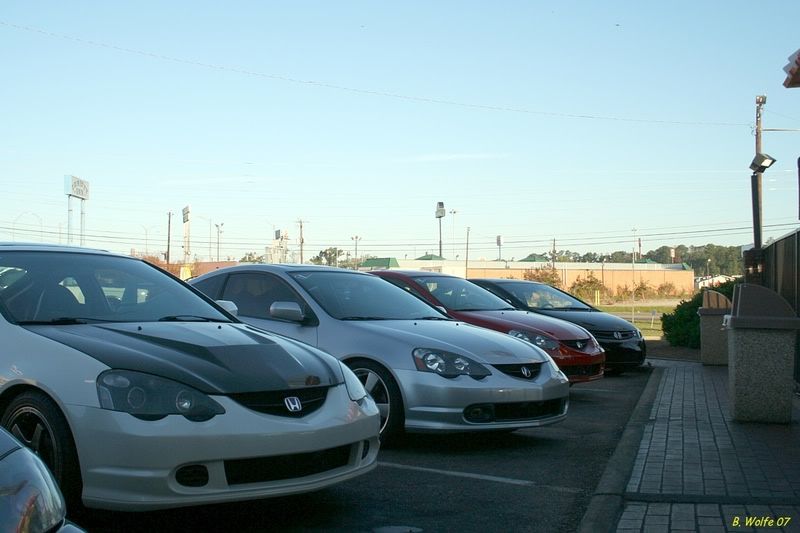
[0,244,380,511]
[190,265,570,440]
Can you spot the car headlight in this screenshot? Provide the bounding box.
[412,348,491,379]
[340,362,368,402]
[508,329,560,351]
[635,329,643,339]
[97,370,225,422]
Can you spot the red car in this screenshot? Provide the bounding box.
[370,270,605,383]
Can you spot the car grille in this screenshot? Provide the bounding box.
[228,386,330,417]
[492,362,543,380]
[560,338,593,350]
[562,363,603,377]
[592,330,637,340]
[464,399,565,423]
[224,444,352,486]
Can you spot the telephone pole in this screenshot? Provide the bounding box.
[752,95,766,249]
[297,219,306,264]
[166,211,173,264]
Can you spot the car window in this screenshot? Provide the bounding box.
[191,274,226,300]
[222,272,301,319]
[412,276,513,311]
[501,282,590,310]
[291,271,445,320]
[0,251,231,324]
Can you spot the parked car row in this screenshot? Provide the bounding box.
[0,243,645,517]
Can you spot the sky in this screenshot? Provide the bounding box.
[2,1,800,263]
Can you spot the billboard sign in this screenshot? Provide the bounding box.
[64,175,90,200]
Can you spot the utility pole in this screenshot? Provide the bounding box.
[464,226,470,274]
[166,211,173,264]
[351,235,361,269]
[752,95,766,249]
[297,219,306,264]
[551,238,556,269]
[449,209,457,258]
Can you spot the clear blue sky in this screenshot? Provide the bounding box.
[2,1,799,262]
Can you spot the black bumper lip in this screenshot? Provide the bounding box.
[597,340,646,367]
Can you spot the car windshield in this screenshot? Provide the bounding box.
[499,281,591,311]
[290,271,447,321]
[0,251,231,324]
[413,276,516,312]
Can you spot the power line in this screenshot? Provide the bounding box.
[1,19,749,128]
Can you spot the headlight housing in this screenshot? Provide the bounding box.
[508,329,560,351]
[412,348,491,379]
[340,362,368,402]
[97,370,225,422]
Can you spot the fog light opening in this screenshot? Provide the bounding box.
[464,404,495,423]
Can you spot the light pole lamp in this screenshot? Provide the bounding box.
[749,152,776,250]
[435,202,446,258]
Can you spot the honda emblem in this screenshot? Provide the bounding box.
[284,396,303,412]
[521,366,532,378]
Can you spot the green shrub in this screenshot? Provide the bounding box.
[661,280,738,348]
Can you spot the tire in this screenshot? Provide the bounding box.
[347,359,404,443]
[1,390,83,509]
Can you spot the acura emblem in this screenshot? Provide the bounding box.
[576,341,585,349]
[284,396,303,412]
[521,366,532,378]
[613,331,622,340]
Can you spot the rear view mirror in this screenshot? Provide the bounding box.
[216,300,238,316]
[270,301,305,323]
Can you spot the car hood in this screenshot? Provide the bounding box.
[341,319,548,364]
[536,309,637,332]
[455,310,592,339]
[25,323,341,394]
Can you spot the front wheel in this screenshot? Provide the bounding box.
[1,390,83,509]
[347,359,404,443]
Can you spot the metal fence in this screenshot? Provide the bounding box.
[762,228,800,383]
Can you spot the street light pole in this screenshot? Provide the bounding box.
[351,235,361,269]
[449,209,457,258]
[752,95,766,249]
[434,202,445,258]
[215,223,224,261]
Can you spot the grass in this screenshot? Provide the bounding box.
[596,302,679,339]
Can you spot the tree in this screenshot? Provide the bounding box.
[645,246,674,264]
[309,247,344,266]
[239,251,264,263]
[523,267,562,287]
[569,272,607,301]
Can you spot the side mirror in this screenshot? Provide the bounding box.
[270,301,305,323]
[216,300,238,316]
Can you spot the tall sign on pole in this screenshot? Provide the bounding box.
[64,175,89,245]
[182,205,191,264]
[435,202,446,258]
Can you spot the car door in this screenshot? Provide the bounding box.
[219,272,319,347]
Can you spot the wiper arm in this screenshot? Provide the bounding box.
[340,316,388,321]
[157,315,229,322]
[419,316,451,320]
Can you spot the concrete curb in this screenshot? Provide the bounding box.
[577,366,664,533]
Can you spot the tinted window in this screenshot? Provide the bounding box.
[0,252,231,324]
[290,271,445,320]
[499,281,590,310]
[412,276,514,311]
[222,272,301,319]
[191,274,226,300]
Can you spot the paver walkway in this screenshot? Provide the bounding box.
[615,360,800,532]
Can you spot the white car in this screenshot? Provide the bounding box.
[0,244,380,511]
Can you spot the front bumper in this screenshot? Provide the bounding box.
[599,338,646,369]
[67,385,380,511]
[395,363,569,432]
[552,350,606,383]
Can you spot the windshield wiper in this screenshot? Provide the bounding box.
[419,316,451,320]
[157,315,229,322]
[19,317,93,325]
[339,316,389,321]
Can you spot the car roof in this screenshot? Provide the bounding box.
[201,263,373,275]
[0,242,122,256]
[373,269,454,278]
[471,278,545,286]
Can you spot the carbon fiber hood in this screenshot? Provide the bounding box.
[25,322,341,394]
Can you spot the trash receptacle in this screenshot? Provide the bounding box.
[698,290,731,366]
[725,284,800,423]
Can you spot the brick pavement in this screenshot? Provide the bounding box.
[614,360,800,532]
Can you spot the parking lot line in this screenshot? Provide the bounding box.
[378,461,584,494]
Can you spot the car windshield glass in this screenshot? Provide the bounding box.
[0,251,232,324]
[500,281,591,310]
[290,271,447,320]
[413,276,515,311]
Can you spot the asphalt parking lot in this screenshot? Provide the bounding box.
[75,366,652,533]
